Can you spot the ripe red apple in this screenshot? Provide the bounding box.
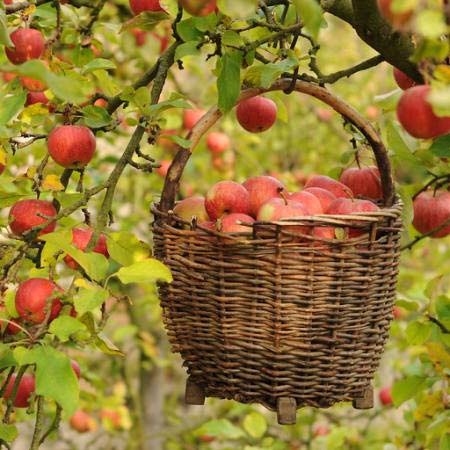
[70,410,97,433]
[48,125,96,168]
[304,187,336,211]
[129,0,165,15]
[243,175,285,217]
[183,108,206,130]
[327,198,380,237]
[2,373,36,408]
[257,198,307,222]
[173,196,209,223]
[219,213,255,233]
[206,132,230,154]
[20,75,46,92]
[313,424,330,437]
[236,96,277,133]
[379,386,393,406]
[397,86,450,139]
[71,360,81,379]
[180,0,217,16]
[15,278,63,324]
[2,71,17,82]
[305,175,353,199]
[312,226,335,240]
[26,91,49,106]
[199,221,216,231]
[205,181,251,220]
[131,28,148,47]
[64,227,109,269]
[94,98,108,108]
[413,191,450,238]
[393,67,416,90]
[377,0,413,28]
[287,191,323,215]
[101,409,122,429]
[9,199,57,237]
[5,29,45,65]
[156,160,171,177]
[339,166,382,200]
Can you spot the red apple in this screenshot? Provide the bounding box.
[397,86,450,139]
[393,306,405,320]
[199,221,216,231]
[327,198,380,237]
[70,410,97,433]
[64,227,109,269]
[219,213,255,233]
[2,71,17,82]
[183,108,206,130]
[180,0,217,16]
[94,98,108,108]
[173,196,209,223]
[26,91,49,106]
[131,28,148,47]
[2,373,35,408]
[48,125,96,168]
[305,175,353,199]
[257,198,307,222]
[129,0,165,15]
[9,199,57,237]
[379,386,393,406]
[156,160,171,177]
[199,435,216,443]
[71,360,81,379]
[377,0,413,28]
[312,226,335,240]
[339,166,382,200]
[15,278,63,324]
[5,29,45,65]
[313,424,330,437]
[205,181,251,220]
[304,187,336,211]
[287,191,323,215]
[236,96,277,133]
[393,67,416,90]
[413,191,450,238]
[243,175,285,217]
[20,75,46,92]
[206,132,230,154]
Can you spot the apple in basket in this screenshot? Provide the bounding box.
[205,181,251,220]
[287,191,323,215]
[305,175,353,199]
[173,196,209,224]
[304,187,336,211]
[327,198,379,237]
[339,166,382,200]
[243,175,285,217]
[219,213,255,233]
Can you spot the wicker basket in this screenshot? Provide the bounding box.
[152,79,403,424]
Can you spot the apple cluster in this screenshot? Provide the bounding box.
[129,0,217,17]
[173,167,385,239]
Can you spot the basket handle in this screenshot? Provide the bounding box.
[159,78,395,213]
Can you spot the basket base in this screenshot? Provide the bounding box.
[352,385,374,409]
[184,379,375,425]
[185,377,205,405]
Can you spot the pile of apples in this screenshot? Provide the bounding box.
[173,168,384,239]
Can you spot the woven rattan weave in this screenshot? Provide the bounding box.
[152,79,403,424]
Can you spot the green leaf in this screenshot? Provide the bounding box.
[0,91,27,126]
[416,10,447,39]
[95,333,124,356]
[440,432,450,450]
[0,424,18,443]
[74,285,109,316]
[386,121,420,166]
[49,316,87,342]
[243,412,267,439]
[195,419,245,439]
[22,346,79,415]
[82,105,113,128]
[167,135,192,149]
[81,58,116,75]
[217,51,242,113]
[115,259,172,284]
[294,0,323,40]
[429,134,450,158]
[406,321,432,345]
[175,41,200,60]
[46,72,94,105]
[435,296,450,329]
[0,10,13,47]
[177,18,204,41]
[122,10,171,32]
[245,56,298,89]
[392,376,426,406]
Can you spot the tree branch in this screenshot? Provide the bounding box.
[320,55,384,83]
[401,217,450,251]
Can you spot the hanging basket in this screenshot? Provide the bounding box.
[152,79,403,424]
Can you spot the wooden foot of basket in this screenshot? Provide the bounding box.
[352,385,374,410]
[277,397,297,425]
[185,378,205,405]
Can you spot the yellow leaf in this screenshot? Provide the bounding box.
[74,278,90,289]
[26,166,37,178]
[42,174,64,191]
[413,392,443,421]
[427,342,450,369]
[0,148,7,166]
[435,65,450,83]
